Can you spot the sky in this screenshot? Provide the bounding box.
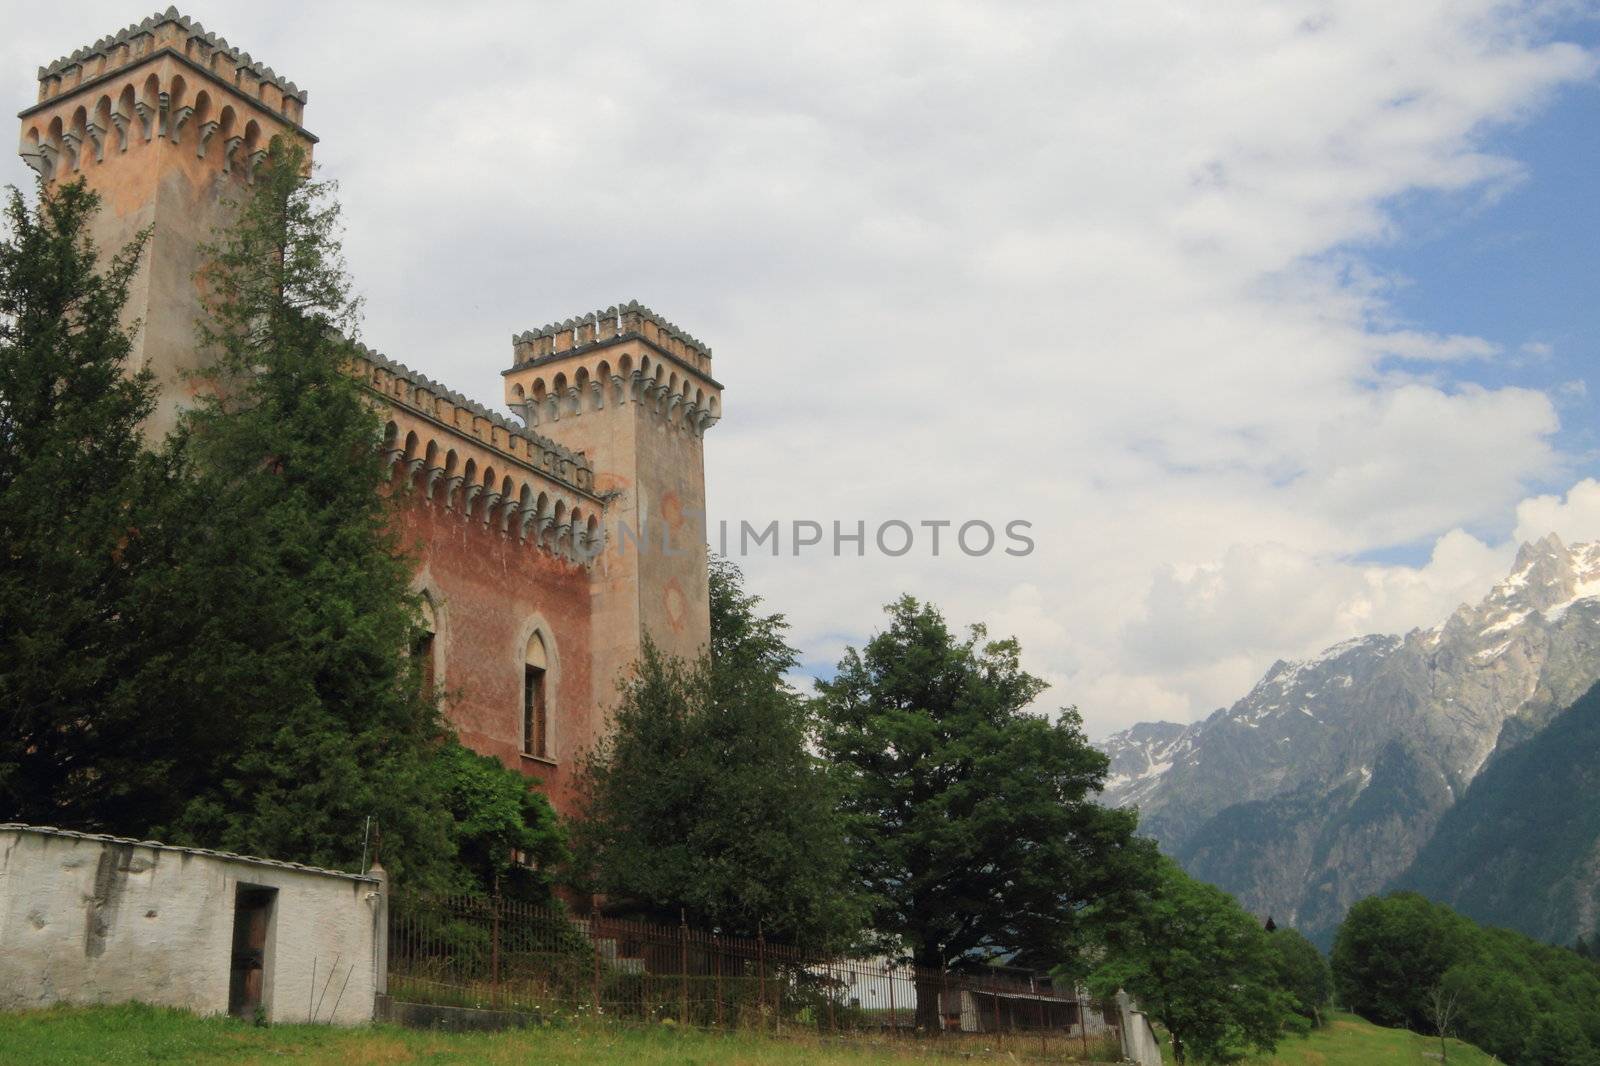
[7,1,1600,738]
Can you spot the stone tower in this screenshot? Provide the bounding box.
[504,306,723,711]
[17,7,315,438]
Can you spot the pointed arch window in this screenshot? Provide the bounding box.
[413,597,438,696]
[523,633,548,759]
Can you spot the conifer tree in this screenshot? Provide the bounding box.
[571,557,863,946]
[0,179,170,827]
[134,141,553,890]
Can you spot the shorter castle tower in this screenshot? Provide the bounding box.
[18,7,314,438]
[505,305,723,713]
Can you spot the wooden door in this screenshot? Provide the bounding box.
[227,887,276,1019]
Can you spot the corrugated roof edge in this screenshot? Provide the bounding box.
[0,823,381,883]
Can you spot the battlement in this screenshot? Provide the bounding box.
[19,9,314,189]
[29,8,308,124]
[511,301,715,381]
[353,344,597,495]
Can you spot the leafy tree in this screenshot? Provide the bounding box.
[1332,892,1472,1031]
[1087,856,1293,1064]
[571,557,862,947]
[430,740,567,902]
[1528,1012,1600,1066]
[1333,892,1600,1066]
[814,594,1144,1030]
[1265,926,1330,1028]
[0,178,177,828]
[1437,961,1536,1063]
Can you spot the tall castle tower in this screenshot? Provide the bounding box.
[17,7,315,438]
[505,307,722,706]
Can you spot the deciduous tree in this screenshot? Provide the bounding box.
[1087,857,1292,1064]
[1265,926,1330,1028]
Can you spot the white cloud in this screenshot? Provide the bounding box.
[5,1,1597,738]
[1514,479,1600,545]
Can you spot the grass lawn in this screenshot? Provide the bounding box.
[0,1004,1121,1065]
[1244,1012,1501,1065]
[0,1004,1506,1065]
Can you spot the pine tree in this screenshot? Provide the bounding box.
[128,140,493,888]
[0,178,171,827]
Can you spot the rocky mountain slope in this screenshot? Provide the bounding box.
[1099,534,1600,942]
[1393,680,1600,945]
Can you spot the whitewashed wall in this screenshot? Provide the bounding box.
[1118,991,1165,1065]
[0,825,383,1025]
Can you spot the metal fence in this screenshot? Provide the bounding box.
[386,892,1124,1058]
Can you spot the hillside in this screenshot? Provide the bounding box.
[1100,535,1600,942]
[1393,681,1600,944]
[1243,1012,1500,1065]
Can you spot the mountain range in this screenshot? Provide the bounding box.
[1098,534,1600,944]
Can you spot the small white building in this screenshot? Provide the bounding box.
[0,824,385,1025]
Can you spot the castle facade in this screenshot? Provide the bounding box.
[17,8,721,816]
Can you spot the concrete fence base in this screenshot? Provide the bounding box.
[374,994,543,1032]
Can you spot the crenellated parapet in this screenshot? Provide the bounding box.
[356,346,607,566]
[19,7,313,186]
[504,301,722,439]
[511,300,714,377]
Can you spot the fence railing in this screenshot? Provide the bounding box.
[386,892,1124,1058]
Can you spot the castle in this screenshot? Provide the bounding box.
[17,8,722,816]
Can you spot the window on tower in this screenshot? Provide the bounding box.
[523,632,548,759]
[413,597,438,697]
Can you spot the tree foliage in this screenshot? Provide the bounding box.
[814,595,1145,1027]
[1333,892,1600,1065]
[428,740,567,902]
[119,140,453,885]
[0,155,564,896]
[1266,926,1331,1029]
[1086,856,1293,1064]
[571,557,862,947]
[0,179,169,826]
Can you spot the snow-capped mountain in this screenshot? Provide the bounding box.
[1098,534,1600,942]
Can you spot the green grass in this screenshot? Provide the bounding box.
[0,1003,1120,1065]
[1243,1011,1501,1065]
[0,1004,1506,1065]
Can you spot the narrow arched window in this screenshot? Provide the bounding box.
[413,597,438,696]
[523,633,548,759]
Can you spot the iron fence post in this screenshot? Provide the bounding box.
[591,916,602,1018]
[826,958,837,1034]
[757,923,769,1033]
[1080,986,1090,1058]
[490,885,501,1011]
[939,965,949,1036]
[887,961,897,1037]
[679,910,689,1026]
[713,933,724,1029]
